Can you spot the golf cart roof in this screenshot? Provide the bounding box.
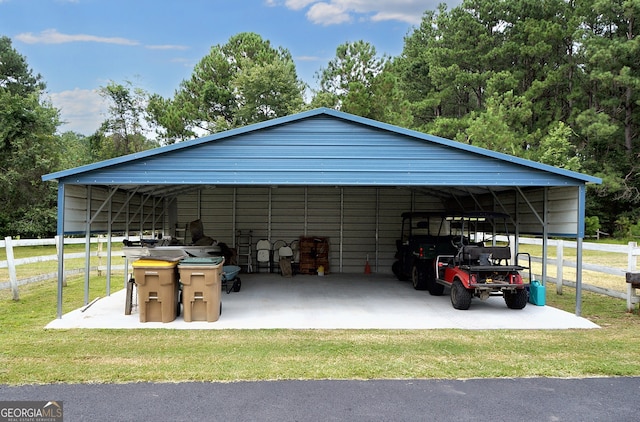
[400,211,450,219]
[445,211,510,221]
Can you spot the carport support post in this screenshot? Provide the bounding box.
[84,186,92,305]
[542,188,548,285]
[106,200,112,297]
[56,184,66,319]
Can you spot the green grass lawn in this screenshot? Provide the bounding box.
[1,270,639,385]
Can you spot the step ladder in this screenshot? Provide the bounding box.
[235,230,253,273]
[173,223,187,244]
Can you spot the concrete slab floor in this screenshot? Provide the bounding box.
[45,273,600,330]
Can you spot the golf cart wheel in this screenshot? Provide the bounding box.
[412,263,428,290]
[451,280,472,310]
[504,288,528,309]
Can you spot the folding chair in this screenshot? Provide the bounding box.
[278,245,293,277]
[255,239,271,273]
[271,240,287,273]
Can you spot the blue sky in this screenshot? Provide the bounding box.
[1,0,462,135]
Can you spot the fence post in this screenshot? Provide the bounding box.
[5,236,19,301]
[97,235,103,276]
[556,239,564,295]
[627,242,637,312]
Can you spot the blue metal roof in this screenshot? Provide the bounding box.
[43,108,602,187]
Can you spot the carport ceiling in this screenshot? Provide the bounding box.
[113,184,511,202]
[119,183,510,199]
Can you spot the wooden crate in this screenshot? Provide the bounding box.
[298,237,329,274]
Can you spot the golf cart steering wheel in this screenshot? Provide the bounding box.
[451,237,465,250]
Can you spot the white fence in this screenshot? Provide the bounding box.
[0,236,126,300]
[516,237,640,312]
[2,235,640,310]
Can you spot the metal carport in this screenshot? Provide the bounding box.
[42,108,601,318]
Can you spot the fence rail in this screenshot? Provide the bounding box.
[2,236,640,310]
[1,236,129,299]
[514,237,640,311]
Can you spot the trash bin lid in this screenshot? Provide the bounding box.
[132,259,179,268]
[179,256,224,266]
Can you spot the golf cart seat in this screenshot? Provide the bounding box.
[462,245,511,265]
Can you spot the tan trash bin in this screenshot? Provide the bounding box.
[179,257,224,322]
[132,259,179,323]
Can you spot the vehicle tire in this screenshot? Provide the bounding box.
[392,260,403,280]
[233,278,241,292]
[504,288,528,309]
[428,279,445,296]
[451,279,472,310]
[426,262,445,295]
[412,263,428,290]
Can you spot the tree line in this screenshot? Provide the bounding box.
[1,0,638,238]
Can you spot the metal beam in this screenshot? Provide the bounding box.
[516,186,544,225]
[84,186,91,305]
[87,185,120,225]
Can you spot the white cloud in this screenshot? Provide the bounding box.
[15,29,139,46]
[307,2,351,25]
[15,29,189,53]
[370,11,420,24]
[285,0,318,10]
[50,88,107,135]
[280,0,458,26]
[296,55,322,61]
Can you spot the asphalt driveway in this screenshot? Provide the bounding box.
[1,377,638,421]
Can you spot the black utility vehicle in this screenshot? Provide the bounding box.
[392,212,458,294]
